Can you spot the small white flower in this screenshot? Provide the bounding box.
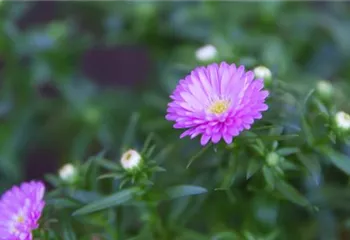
[335,111,350,131]
[195,44,218,62]
[59,164,77,183]
[254,66,272,84]
[121,149,142,170]
[316,80,333,100]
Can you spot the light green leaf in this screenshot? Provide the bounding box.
[165,185,207,200]
[72,187,140,216]
[276,180,309,207]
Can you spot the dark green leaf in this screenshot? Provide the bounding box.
[96,158,121,171]
[276,147,299,156]
[275,180,309,206]
[297,153,321,184]
[121,112,139,150]
[262,166,275,190]
[72,187,140,216]
[98,173,125,180]
[246,159,262,179]
[321,148,350,175]
[165,185,207,200]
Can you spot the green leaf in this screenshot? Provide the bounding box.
[98,173,125,180]
[262,166,275,190]
[321,148,350,175]
[297,153,321,184]
[246,159,262,179]
[44,174,60,187]
[164,185,207,200]
[275,180,309,207]
[45,198,80,209]
[72,187,140,216]
[96,158,121,171]
[121,112,139,150]
[62,220,77,240]
[149,166,166,172]
[276,147,299,156]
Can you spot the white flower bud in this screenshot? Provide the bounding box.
[254,65,272,85]
[59,164,77,183]
[121,149,142,170]
[195,44,218,62]
[316,80,333,100]
[335,111,350,131]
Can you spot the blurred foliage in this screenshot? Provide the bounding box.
[0,1,350,240]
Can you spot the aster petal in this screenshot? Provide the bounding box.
[200,134,211,146]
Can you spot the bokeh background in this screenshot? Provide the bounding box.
[1,1,350,239]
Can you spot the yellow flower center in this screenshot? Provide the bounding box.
[208,100,230,114]
[16,215,24,223]
[125,152,132,161]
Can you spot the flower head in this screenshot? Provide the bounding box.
[335,111,350,131]
[59,163,78,183]
[166,62,269,145]
[195,44,218,62]
[121,149,142,171]
[0,181,45,240]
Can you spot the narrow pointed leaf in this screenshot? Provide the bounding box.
[276,147,299,156]
[165,185,207,200]
[276,180,309,207]
[322,148,350,175]
[72,187,140,216]
[246,160,262,179]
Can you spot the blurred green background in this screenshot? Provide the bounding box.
[1,1,350,239]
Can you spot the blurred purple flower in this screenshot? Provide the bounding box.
[166,62,269,145]
[0,181,45,240]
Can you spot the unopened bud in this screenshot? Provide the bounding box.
[316,80,333,101]
[254,65,272,86]
[266,152,279,166]
[121,149,142,171]
[59,164,77,183]
[335,111,350,132]
[195,44,218,62]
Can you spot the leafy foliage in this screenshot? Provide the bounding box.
[0,1,350,240]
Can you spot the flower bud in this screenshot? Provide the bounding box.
[266,152,279,166]
[195,44,218,62]
[253,65,272,86]
[59,163,78,183]
[121,149,142,171]
[335,111,350,131]
[316,80,333,101]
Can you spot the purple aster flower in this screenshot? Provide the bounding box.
[0,181,45,240]
[166,62,269,145]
